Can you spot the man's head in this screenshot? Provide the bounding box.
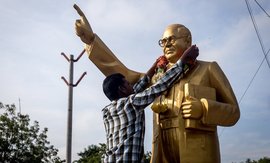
[159,24,192,63]
[103,73,134,101]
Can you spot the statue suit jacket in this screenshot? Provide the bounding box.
[150,60,240,163]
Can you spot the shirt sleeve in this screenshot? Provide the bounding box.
[130,60,184,110]
[133,75,150,93]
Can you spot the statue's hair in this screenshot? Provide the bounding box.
[166,24,192,44]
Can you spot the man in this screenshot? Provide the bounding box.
[101,45,198,162]
[74,4,240,163]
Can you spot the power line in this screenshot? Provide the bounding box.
[219,48,267,136]
[239,48,270,104]
[245,0,270,69]
[219,48,270,137]
[255,0,270,17]
[219,1,270,137]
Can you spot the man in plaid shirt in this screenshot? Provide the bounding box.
[101,45,198,162]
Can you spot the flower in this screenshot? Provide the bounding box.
[156,55,168,70]
[151,55,168,84]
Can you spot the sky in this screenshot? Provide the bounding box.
[0,0,269,162]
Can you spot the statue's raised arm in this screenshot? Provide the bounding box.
[73,4,143,84]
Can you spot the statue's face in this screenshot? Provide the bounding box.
[162,27,190,63]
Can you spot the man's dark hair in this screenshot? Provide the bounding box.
[103,73,125,101]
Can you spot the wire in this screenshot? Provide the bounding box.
[255,0,270,17]
[219,0,270,137]
[245,0,270,69]
[239,48,270,104]
[219,48,270,137]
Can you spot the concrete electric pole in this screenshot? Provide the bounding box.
[61,49,87,163]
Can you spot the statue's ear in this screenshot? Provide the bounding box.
[186,35,192,46]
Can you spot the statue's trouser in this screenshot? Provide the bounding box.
[160,119,180,162]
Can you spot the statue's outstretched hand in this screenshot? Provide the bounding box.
[74,4,94,44]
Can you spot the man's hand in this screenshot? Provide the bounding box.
[180,45,199,67]
[181,96,203,119]
[74,4,94,44]
[146,59,158,79]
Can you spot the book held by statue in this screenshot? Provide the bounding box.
[184,83,216,132]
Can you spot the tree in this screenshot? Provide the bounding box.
[74,143,106,163]
[0,102,64,163]
[257,157,270,163]
[75,143,152,163]
[144,151,152,163]
[239,157,270,163]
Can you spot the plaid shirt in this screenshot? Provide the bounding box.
[102,60,184,163]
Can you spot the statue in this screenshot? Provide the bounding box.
[74,4,240,163]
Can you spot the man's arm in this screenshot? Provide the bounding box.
[132,59,158,93]
[131,45,199,109]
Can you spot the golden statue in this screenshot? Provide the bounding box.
[74,4,240,163]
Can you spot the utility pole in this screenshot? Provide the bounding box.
[61,49,87,163]
[18,98,21,113]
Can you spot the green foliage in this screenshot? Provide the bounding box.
[0,102,64,163]
[74,143,106,163]
[74,143,152,163]
[257,157,270,163]
[238,157,270,163]
[144,151,152,163]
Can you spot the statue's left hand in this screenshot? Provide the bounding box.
[181,96,203,119]
[74,4,94,44]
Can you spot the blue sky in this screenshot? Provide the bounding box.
[0,0,269,162]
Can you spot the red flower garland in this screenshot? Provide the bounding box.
[156,55,168,72]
